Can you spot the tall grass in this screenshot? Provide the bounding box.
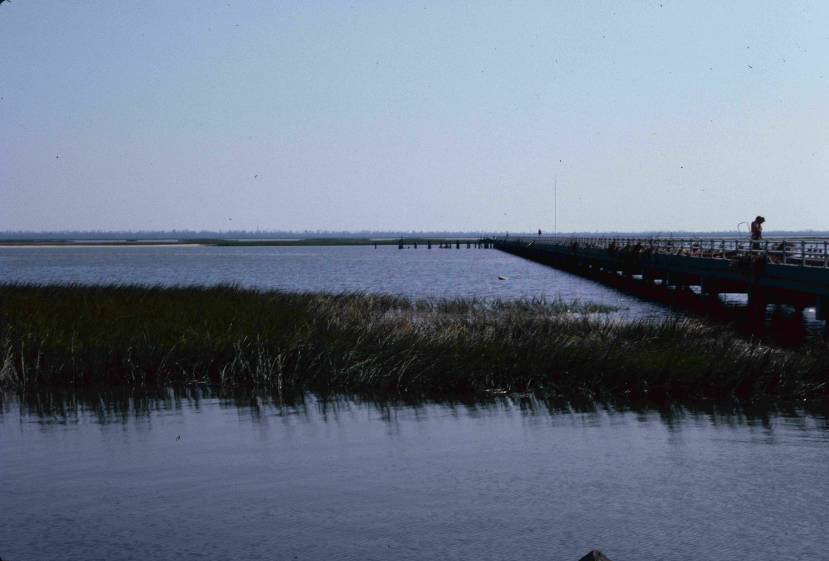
[1,283,827,399]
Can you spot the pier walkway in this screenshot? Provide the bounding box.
[493,236,829,330]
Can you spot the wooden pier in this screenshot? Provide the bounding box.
[493,236,829,333]
[396,238,495,249]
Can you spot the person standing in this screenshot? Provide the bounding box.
[750,215,765,250]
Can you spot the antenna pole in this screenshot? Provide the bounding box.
[554,176,558,237]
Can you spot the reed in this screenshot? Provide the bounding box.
[1,283,827,399]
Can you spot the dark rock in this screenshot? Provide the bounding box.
[577,550,612,561]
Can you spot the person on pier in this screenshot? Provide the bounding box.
[750,215,765,250]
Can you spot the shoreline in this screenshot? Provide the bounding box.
[0,237,480,248]
[0,243,208,248]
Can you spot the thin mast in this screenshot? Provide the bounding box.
[554,176,558,237]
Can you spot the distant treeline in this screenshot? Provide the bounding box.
[3,230,829,241]
[0,230,496,241]
[2,284,827,401]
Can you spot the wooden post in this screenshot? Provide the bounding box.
[747,286,767,326]
[816,296,828,321]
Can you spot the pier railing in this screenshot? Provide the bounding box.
[498,236,829,269]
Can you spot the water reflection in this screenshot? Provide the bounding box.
[4,387,828,434]
[3,388,829,561]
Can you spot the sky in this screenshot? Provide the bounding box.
[1,1,828,233]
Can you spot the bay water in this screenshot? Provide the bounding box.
[1,245,826,560]
[2,391,828,561]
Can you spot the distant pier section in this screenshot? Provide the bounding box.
[396,238,495,249]
[493,235,829,331]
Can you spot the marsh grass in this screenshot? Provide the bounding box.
[1,283,827,399]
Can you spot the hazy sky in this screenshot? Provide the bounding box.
[2,1,828,233]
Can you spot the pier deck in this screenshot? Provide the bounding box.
[493,236,829,327]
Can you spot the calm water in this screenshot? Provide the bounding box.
[0,245,666,317]
[2,391,828,561]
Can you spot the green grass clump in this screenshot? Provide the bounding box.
[1,283,827,400]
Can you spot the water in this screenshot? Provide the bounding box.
[0,245,666,318]
[2,391,828,561]
[3,246,825,560]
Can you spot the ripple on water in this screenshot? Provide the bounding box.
[2,391,829,561]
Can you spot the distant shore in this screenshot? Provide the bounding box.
[0,237,480,248]
[4,230,829,248]
[2,284,827,400]
[0,242,204,248]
